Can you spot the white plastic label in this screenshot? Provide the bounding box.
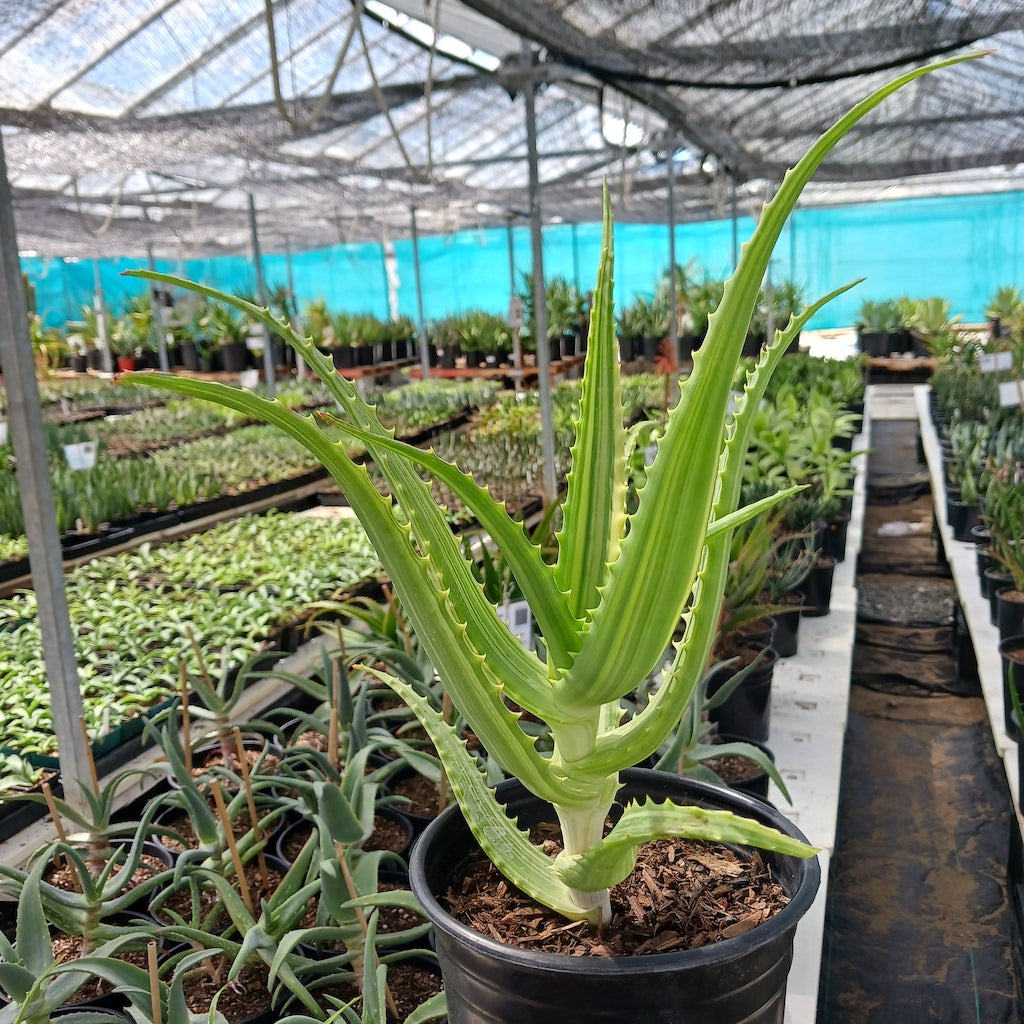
[998,379,1024,407]
[496,598,533,650]
[980,352,1013,373]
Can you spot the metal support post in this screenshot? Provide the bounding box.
[247,194,275,399]
[731,177,739,271]
[92,259,112,375]
[146,244,170,372]
[506,215,524,392]
[284,232,306,379]
[0,132,91,808]
[666,152,679,359]
[523,43,558,509]
[410,207,431,379]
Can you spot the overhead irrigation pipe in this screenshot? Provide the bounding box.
[523,43,558,510]
[0,131,92,812]
[248,194,276,400]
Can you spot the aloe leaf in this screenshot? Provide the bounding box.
[370,660,558,805]
[343,889,424,913]
[317,778,367,846]
[266,831,319,908]
[696,740,792,803]
[16,857,52,978]
[0,964,35,1003]
[319,419,579,671]
[555,187,627,621]
[557,55,980,713]
[405,991,449,1024]
[592,299,834,773]
[706,484,806,539]
[360,913,384,1024]
[121,352,553,724]
[379,674,586,920]
[554,796,817,891]
[586,276,863,775]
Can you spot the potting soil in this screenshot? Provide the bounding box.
[818,408,1021,1023]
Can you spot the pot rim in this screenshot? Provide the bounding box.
[410,767,820,974]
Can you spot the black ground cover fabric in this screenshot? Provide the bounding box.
[818,413,1020,1023]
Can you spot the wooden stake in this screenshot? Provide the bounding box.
[42,781,66,843]
[232,727,269,891]
[337,846,399,1020]
[209,780,253,916]
[185,624,215,690]
[41,780,80,889]
[148,940,162,1024]
[77,716,99,797]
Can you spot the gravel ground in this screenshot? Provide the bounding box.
[856,572,957,625]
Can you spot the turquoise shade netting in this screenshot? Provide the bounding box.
[27,188,1024,332]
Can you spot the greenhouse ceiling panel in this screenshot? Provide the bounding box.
[0,0,1022,257]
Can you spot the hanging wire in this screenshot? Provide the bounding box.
[422,0,444,178]
[709,163,729,220]
[264,0,362,132]
[617,98,638,211]
[72,173,130,239]
[354,8,421,179]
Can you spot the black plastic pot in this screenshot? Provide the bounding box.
[822,513,851,563]
[706,645,779,744]
[733,616,776,650]
[772,599,803,659]
[218,341,247,372]
[997,587,1024,643]
[946,498,981,543]
[741,331,765,358]
[802,556,836,618]
[410,769,819,1024]
[0,772,61,843]
[986,566,1015,626]
[275,806,414,864]
[51,1004,133,1022]
[977,546,995,598]
[1001,635,1024,740]
[180,340,200,371]
[712,734,775,803]
[970,523,992,546]
[98,838,175,911]
[857,330,887,357]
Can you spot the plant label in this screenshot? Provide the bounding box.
[497,599,533,650]
[998,379,1024,408]
[239,369,260,390]
[980,352,1013,373]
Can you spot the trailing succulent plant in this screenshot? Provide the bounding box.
[124,55,979,929]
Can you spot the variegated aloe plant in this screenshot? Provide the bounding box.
[124,55,977,928]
